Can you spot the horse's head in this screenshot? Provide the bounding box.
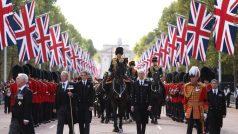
[114,59,127,83]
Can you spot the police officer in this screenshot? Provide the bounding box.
[207,79,226,134]
[75,70,95,134]
[224,86,231,108]
[9,73,35,134]
[147,57,162,80]
[131,70,152,134]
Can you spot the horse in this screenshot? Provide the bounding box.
[150,70,166,124]
[106,60,129,133]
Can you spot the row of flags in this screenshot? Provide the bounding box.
[136,0,238,71]
[0,0,98,76]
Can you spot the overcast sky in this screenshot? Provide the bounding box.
[57,0,176,50]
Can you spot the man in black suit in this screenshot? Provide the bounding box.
[131,70,152,134]
[75,70,94,134]
[207,79,226,134]
[9,73,35,134]
[54,71,77,134]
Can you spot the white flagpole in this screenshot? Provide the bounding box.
[39,64,41,69]
[218,52,222,83]
[186,65,189,73]
[4,47,7,82]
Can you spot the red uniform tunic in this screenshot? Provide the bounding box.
[10,82,17,108]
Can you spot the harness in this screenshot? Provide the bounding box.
[112,79,126,98]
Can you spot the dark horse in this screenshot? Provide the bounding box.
[150,70,166,124]
[107,60,129,133]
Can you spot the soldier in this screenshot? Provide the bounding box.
[177,72,186,122]
[107,47,128,82]
[3,81,11,114]
[127,61,138,81]
[207,79,226,134]
[131,70,152,134]
[184,66,208,134]
[9,73,35,134]
[10,65,24,114]
[147,57,162,80]
[170,72,178,121]
[165,73,173,117]
[75,70,95,134]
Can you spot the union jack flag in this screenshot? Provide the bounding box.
[61,32,71,68]
[214,0,238,55]
[0,0,16,50]
[35,13,51,64]
[186,0,214,62]
[153,39,162,66]
[11,0,38,62]
[49,24,63,68]
[160,33,170,69]
[176,15,190,66]
[70,44,79,71]
[167,24,178,67]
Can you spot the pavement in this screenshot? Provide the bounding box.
[0,105,238,134]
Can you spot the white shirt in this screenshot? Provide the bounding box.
[62,81,68,89]
[212,88,218,95]
[18,84,27,93]
[139,80,144,85]
[82,80,87,85]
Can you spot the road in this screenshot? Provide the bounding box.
[0,105,238,134]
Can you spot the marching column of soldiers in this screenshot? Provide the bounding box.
[4,46,227,134]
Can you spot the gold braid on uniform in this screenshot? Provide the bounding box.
[184,82,193,98]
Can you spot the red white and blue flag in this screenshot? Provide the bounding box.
[49,24,63,68]
[160,33,170,69]
[186,0,215,62]
[61,31,71,68]
[153,39,162,66]
[176,15,190,66]
[167,24,178,67]
[35,13,51,64]
[213,0,238,55]
[70,43,79,71]
[11,0,38,62]
[0,0,16,50]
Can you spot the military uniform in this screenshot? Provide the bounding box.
[147,65,162,79]
[184,82,208,134]
[207,88,226,134]
[107,57,128,81]
[131,79,151,134]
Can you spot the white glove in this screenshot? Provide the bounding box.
[204,113,207,119]
[131,106,134,112]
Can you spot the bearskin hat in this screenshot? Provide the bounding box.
[172,72,178,83]
[115,47,123,55]
[23,65,30,76]
[183,73,190,83]
[152,57,157,62]
[31,67,37,78]
[48,71,53,81]
[52,72,60,83]
[200,67,215,83]
[12,65,24,80]
[177,72,186,82]
[166,73,173,83]
[25,64,33,75]
[129,61,135,66]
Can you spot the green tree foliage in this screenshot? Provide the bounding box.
[133,0,238,76]
[1,0,97,80]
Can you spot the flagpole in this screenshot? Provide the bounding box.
[218,52,222,83]
[39,64,41,69]
[4,47,7,82]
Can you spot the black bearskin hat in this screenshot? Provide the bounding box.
[12,65,24,80]
[25,64,33,75]
[166,73,173,83]
[23,65,30,76]
[172,72,178,83]
[183,73,190,83]
[178,72,186,82]
[152,57,157,62]
[115,47,123,55]
[52,72,60,83]
[129,61,135,66]
[200,67,215,83]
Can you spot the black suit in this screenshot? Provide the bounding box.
[207,89,226,134]
[131,80,151,134]
[55,82,78,134]
[75,80,95,134]
[9,86,35,134]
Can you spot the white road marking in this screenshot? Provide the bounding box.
[157,125,162,130]
[49,124,56,129]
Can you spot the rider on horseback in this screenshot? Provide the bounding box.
[107,47,129,83]
[147,57,163,81]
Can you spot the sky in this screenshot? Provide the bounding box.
[57,0,176,50]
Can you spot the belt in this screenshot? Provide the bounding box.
[188,102,203,106]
